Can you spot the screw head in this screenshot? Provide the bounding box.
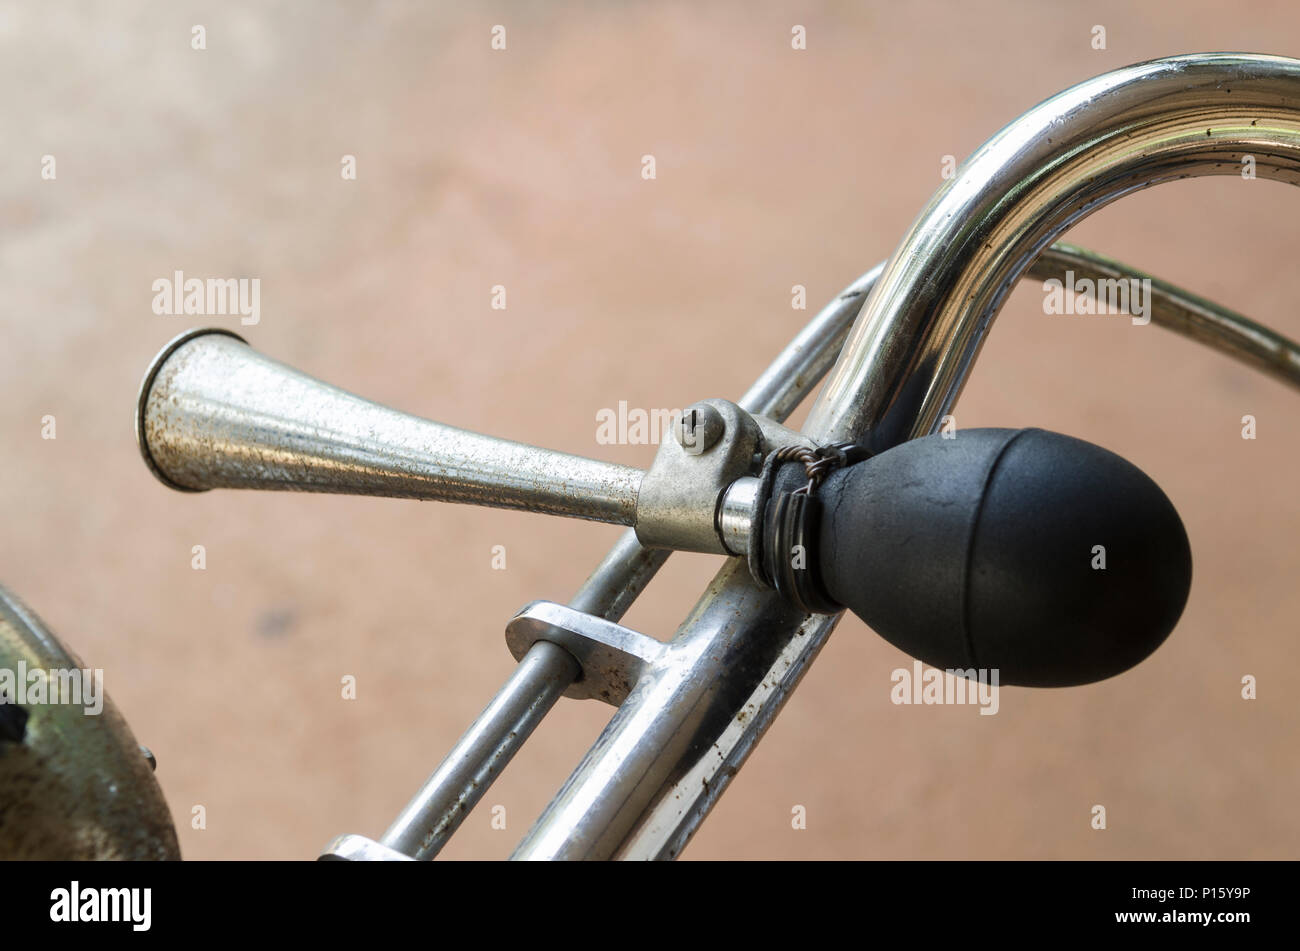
[675,402,725,454]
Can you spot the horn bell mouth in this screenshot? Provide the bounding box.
[136,327,248,493]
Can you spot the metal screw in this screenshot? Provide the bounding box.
[675,402,725,455]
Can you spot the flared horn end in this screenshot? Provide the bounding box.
[136,327,248,493]
[133,327,642,523]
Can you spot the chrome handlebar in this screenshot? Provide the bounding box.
[808,52,1300,447]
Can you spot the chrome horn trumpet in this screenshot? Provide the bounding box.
[135,328,644,525]
[136,328,806,557]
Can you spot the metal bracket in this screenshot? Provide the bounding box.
[505,601,665,706]
[634,399,760,554]
[634,399,819,556]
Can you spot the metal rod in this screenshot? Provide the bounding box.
[379,639,579,859]
[1029,244,1300,390]
[512,53,1300,861]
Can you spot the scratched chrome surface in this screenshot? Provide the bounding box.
[139,329,644,526]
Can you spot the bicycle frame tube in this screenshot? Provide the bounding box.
[512,53,1300,859]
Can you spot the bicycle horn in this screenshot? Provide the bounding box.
[753,428,1192,687]
[139,331,1192,689]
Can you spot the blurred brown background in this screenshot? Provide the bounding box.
[1,1,1297,860]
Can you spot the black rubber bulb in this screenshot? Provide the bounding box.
[808,428,1192,687]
